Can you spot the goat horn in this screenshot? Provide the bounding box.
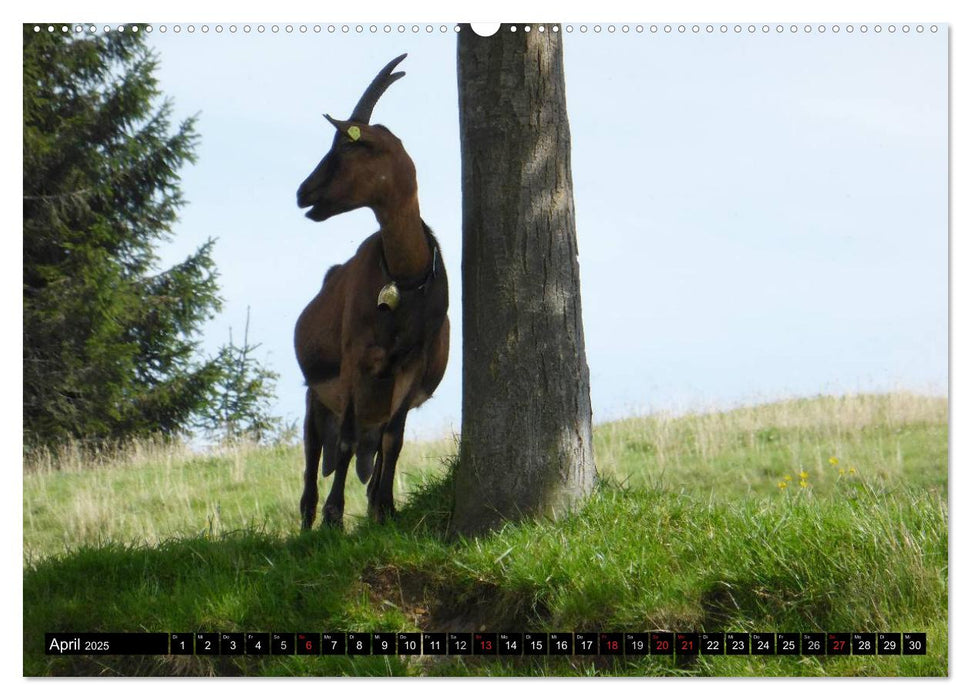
[348,53,407,124]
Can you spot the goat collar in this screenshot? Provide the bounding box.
[378,227,439,293]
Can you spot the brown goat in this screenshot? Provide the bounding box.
[294,54,449,529]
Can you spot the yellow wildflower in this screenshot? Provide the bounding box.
[848,467,856,474]
[784,475,793,481]
[829,456,840,465]
[838,468,845,476]
[799,470,809,480]
[799,480,809,488]
[778,481,788,489]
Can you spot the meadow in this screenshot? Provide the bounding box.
[22,392,948,676]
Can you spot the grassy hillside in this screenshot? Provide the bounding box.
[23,392,948,676]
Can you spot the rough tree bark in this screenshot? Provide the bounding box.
[452,24,597,536]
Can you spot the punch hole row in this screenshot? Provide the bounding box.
[32,24,462,35]
[565,24,937,34]
[32,24,939,35]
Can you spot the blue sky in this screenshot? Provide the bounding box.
[144,24,947,439]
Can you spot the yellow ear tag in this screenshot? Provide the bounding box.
[347,125,361,141]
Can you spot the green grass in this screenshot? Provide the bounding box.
[22,392,948,676]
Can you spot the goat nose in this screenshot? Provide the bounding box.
[297,181,311,207]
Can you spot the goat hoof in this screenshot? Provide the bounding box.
[300,509,316,531]
[323,505,344,530]
[370,504,397,525]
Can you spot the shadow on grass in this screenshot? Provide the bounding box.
[24,468,460,676]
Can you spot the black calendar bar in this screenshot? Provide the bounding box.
[44,631,928,656]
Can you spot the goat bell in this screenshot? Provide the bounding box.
[377,282,401,311]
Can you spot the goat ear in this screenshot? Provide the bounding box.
[324,113,347,133]
[324,114,364,141]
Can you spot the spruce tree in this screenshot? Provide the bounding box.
[23,25,226,446]
[201,309,282,445]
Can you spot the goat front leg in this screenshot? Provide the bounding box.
[369,409,407,524]
[322,401,356,528]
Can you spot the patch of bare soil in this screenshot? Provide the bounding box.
[359,563,545,633]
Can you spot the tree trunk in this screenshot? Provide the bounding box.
[453,24,597,536]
